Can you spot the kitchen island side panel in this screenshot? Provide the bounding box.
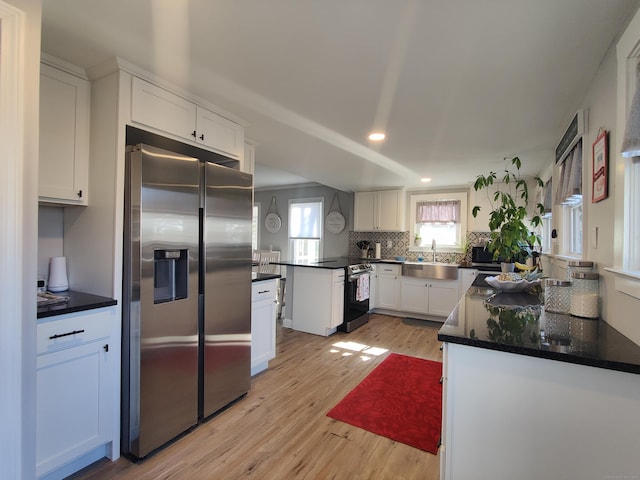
[443,343,640,480]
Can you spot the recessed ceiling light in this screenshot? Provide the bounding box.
[368,132,386,141]
[421,177,432,183]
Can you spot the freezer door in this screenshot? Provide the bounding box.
[123,144,200,458]
[202,162,253,418]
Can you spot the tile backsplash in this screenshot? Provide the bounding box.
[349,231,492,265]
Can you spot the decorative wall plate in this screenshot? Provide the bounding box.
[326,211,346,234]
[264,212,282,233]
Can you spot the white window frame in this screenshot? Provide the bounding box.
[409,191,468,252]
[610,10,640,295]
[288,197,323,263]
[541,213,553,254]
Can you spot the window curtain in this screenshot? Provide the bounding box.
[416,200,460,223]
[621,61,640,157]
[557,140,582,205]
[543,178,553,213]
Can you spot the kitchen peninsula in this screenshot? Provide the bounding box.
[275,257,350,336]
[438,286,640,480]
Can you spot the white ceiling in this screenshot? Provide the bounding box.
[41,0,639,191]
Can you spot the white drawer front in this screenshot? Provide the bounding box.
[252,280,277,302]
[37,309,112,355]
[378,264,401,275]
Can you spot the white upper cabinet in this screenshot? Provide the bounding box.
[354,189,405,231]
[39,61,90,205]
[131,76,196,139]
[131,77,244,161]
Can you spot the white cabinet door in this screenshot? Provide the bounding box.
[196,106,244,159]
[354,191,377,231]
[459,269,478,295]
[376,264,401,310]
[36,339,110,477]
[251,280,277,376]
[354,190,405,231]
[401,277,428,314]
[243,143,256,175]
[39,63,90,205]
[369,265,378,310]
[331,270,345,328]
[377,190,405,231]
[131,76,197,140]
[428,279,460,317]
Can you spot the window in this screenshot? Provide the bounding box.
[556,141,583,257]
[288,198,323,263]
[541,179,553,254]
[409,192,467,250]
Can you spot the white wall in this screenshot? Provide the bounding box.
[37,206,64,282]
[552,17,640,345]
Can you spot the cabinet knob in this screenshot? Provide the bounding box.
[77,189,83,198]
[191,130,197,138]
[103,344,109,352]
[199,134,205,141]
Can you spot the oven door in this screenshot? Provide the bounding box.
[344,272,370,326]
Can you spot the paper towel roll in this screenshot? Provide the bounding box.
[375,243,381,259]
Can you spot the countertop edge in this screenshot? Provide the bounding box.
[252,273,281,282]
[437,331,640,375]
[37,290,117,319]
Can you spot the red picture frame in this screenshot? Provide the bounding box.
[592,130,608,203]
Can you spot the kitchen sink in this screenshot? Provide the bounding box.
[401,262,459,280]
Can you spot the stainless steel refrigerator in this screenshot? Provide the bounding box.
[122,143,252,459]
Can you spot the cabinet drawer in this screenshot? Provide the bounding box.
[37,309,112,355]
[378,264,401,275]
[252,280,277,302]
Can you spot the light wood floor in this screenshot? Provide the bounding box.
[71,313,443,480]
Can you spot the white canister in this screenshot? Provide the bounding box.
[48,256,69,292]
[569,271,599,318]
[375,243,381,259]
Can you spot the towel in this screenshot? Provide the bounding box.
[356,273,370,302]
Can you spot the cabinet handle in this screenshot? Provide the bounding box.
[258,290,270,294]
[191,130,197,138]
[49,329,85,340]
[439,376,444,384]
[199,133,205,141]
[103,344,109,352]
[77,189,83,198]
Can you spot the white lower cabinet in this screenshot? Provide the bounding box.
[36,307,116,479]
[459,269,478,295]
[251,279,278,376]
[400,277,459,318]
[291,268,345,336]
[376,264,401,310]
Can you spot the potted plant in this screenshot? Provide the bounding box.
[472,157,544,272]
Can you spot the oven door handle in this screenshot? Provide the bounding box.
[348,272,371,282]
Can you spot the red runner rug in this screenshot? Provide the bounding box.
[326,353,442,454]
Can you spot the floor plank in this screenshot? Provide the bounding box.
[70,313,442,480]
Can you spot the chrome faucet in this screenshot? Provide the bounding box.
[431,239,436,263]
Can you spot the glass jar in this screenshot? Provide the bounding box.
[544,278,571,314]
[570,272,600,318]
[567,260,594,281]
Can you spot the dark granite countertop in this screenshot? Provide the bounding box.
[37,290,117,319]
[438,286,640,375]
[252,272,281,282]
[275,256,352,269]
